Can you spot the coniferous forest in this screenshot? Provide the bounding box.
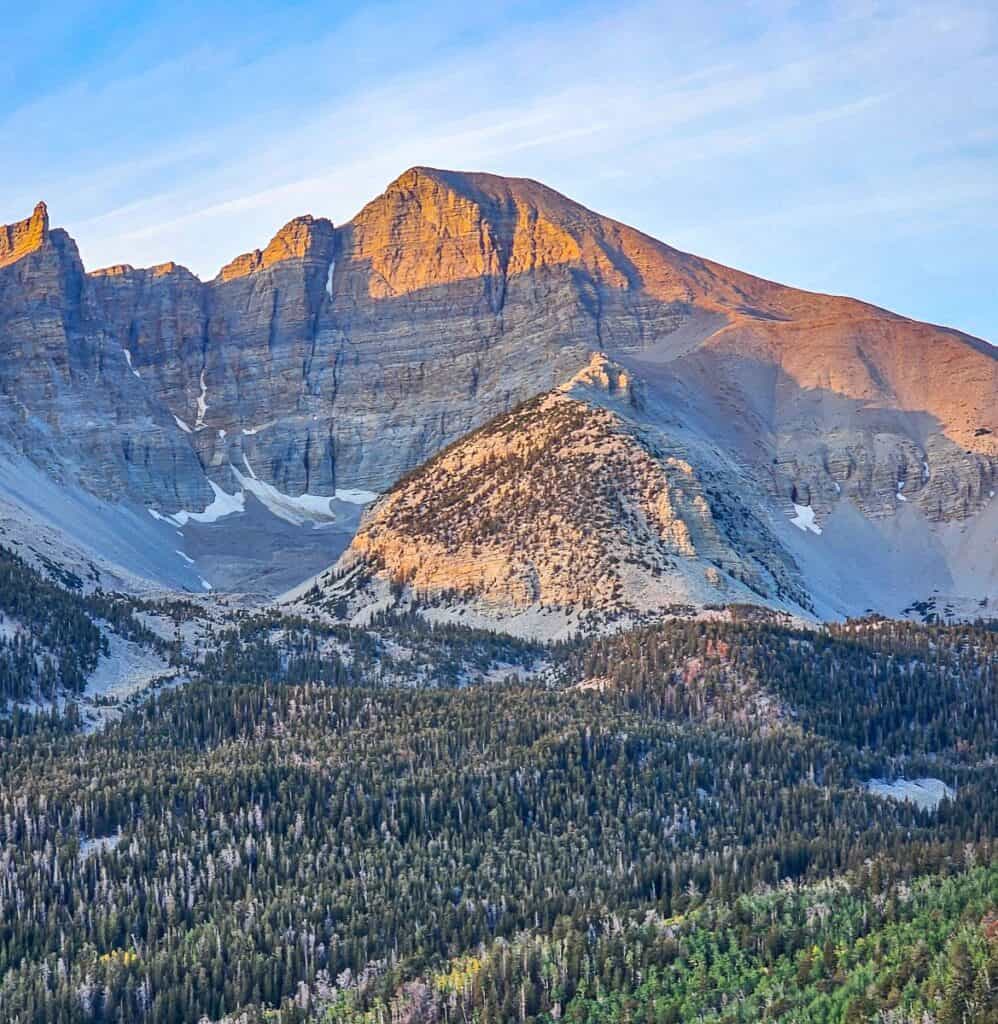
[0,552,995,1022]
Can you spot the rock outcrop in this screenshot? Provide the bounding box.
[0,202,50,268]
[305,353,809,636]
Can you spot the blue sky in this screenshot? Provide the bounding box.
[3,0,996,340]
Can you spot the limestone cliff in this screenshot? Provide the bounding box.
[0,207,210,509]
[0,202,50,268]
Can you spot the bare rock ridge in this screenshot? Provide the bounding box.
[0,167,995,611]
[300,353,811,637]
[0,199,210,511]
[216,214,336,281]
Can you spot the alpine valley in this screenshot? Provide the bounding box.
[0,169,995,1024]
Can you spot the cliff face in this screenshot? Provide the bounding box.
[0,202,51,268]
[0,205,210,509]
[657,312,997,524]
[89,215,338,497]
[0,166,994,607]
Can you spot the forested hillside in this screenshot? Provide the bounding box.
[306,862,998,1024]
[559,616,998,755]
[0,545,107,701]
[0,609,994,1022]
[0,546,173,705]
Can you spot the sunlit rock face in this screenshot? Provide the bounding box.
[0,202,50,268]
[0,167,994,609]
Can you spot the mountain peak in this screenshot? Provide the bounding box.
[380,166,583,216]
[382,165,480,195]
[216,213,335,282]
[263,213,335,264]
[0,169,993,620]
[0,201,51,269]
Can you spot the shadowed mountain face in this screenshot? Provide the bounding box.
[0,202,211,510]
[0,167,994,608]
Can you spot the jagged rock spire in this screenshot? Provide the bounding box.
[0,201,50,268]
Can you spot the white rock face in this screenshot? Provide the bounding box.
[867,777,955,811]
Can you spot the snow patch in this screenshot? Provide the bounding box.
[897,480,907,502]
[326,258,336,298]
[195,369,208,429]
[231,461,336,525]
[123,349,141,379]
[150,468,364,533]
[150,481,245,527]
[789,503,822,535]
[79,831,122,860]
[174,415,193,434]
[867,777,954,811]
[218,428,227,440]
[175,549,195,565]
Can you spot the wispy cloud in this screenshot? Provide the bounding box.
[1,0,994,338]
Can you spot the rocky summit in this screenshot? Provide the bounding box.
[0,167,995,616]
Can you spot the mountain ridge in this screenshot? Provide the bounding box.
[0,167,994,611]
[287,352,815,638]
[289,349,996,636]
